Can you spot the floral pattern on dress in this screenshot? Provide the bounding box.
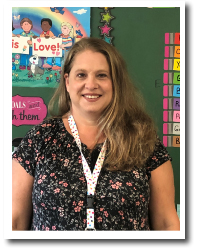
[12,118,172,231]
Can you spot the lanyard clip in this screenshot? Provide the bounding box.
[87,194,94,209]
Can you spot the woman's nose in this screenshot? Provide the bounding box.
[84,75,98,89]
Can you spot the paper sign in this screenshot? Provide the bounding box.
[164,46,174,58]
[163,98,168,109]
[165,33,180,45]
[169,33,174,44]
[163,85,173,97]
[163,72,168,84]
[163,136,168,147]
[32,37,62,57]
[164,46,169,57]
[163,111,173,122]
[169,46,174,57]
[173,111,180,122]
[173,72,180,84]
[174,33,180,44]
[164,59,173,70]
[174,46,180,58]
[12,95,47,126]
[163,123,173,134]
[173,136,180,147]
[173,59,180,71]
[164,135,180,147]
[164,73,180,84]
[163,98,173,109]
[163,111,168,122]
[164,59,168,70]
[163,136,173,147]
[173,85,180,97]
[173,123,180,135]
[163,73,173,84]
[165,33,169,44]
[163,85,168,96]
[12,37,30,54]
[163,123,168,134]
[168,73,173,83]
[173,98,180,110]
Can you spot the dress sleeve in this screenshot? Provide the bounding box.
[145,137,172,179]
[12,124,43,177]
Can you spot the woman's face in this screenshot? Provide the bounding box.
[65,50,113,118]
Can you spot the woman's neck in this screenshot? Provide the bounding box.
[63,111,105,150]
[71,111,99,128]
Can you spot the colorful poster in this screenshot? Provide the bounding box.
[12,7,90,88]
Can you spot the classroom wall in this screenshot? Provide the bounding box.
[12,7,180,205]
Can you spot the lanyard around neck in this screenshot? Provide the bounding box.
[68,115,106,230]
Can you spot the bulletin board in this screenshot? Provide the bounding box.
[12,7,181,206]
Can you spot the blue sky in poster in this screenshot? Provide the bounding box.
[67,7,91,36]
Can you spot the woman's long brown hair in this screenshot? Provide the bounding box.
[48,37,158,171]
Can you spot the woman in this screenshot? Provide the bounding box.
[12,37,180,231]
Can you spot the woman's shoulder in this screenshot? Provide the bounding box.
[24,117,64,139]
[145,136,172,173]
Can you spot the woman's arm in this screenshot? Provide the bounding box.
[12,159,34,230]
[149,160,180,230]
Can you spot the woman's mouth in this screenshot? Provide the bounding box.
[82,94,102,101]
[83,95,101,99]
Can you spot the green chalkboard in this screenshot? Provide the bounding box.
[12,7,180,205]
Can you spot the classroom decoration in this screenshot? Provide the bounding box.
[163,32,180,147]
[12,7,90,88]
[98,7,114,45]
[12,95,47,126]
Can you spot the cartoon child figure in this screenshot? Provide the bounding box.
[40,18,56,69]
[17,18,36,70]
[52,22,74,71]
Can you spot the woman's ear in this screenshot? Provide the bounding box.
[64,73,69,91]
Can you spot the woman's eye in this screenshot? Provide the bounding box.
[77,73,86,78]
[98,74,107,78]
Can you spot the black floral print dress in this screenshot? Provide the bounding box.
[12,118,172,231]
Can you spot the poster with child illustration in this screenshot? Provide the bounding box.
[12,7,90,88]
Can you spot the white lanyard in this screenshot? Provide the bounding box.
[68,115,106,230]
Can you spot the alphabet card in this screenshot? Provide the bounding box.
[173,136,180,147]
[163,31,180,148]
[173,59,180,71]
[173,111,180,122]
[173,123,180,135]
